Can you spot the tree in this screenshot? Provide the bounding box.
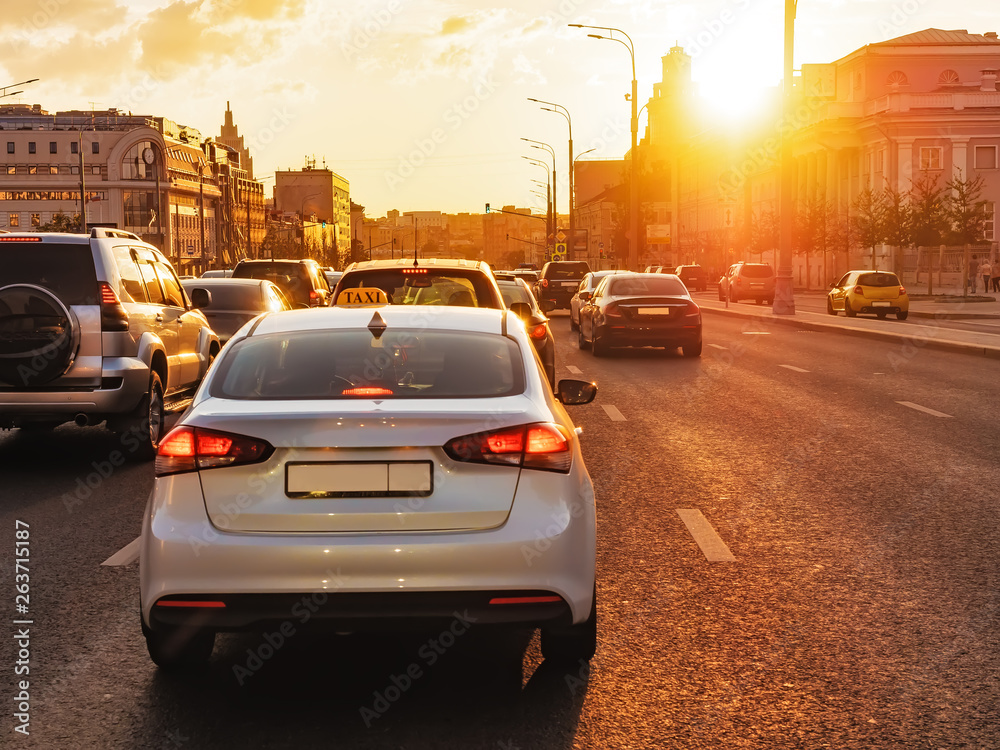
[908,173,945,248]
[794,195,829,289]
[37,212,82,233]
[748,209,778,265]
[851,186,887,269]
[943,170,989,295]
[881,183,912,275]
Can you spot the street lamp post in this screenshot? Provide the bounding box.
[523,156,552,251]
[521,137,556,245]
[527,98,574,253]
[774,0,797,314]
[568,25,639,270]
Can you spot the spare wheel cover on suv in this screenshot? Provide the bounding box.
[0,284,81,387]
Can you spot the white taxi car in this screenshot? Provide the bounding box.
[140,298,598,669]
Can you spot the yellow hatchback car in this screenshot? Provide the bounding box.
[827,270,909,320]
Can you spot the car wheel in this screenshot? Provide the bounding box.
[578,323,591,351]
[541,589,597,664]
[876,310,888,319]
[142,618,215,671]
[718,287,724,301]
[682,339,703,358]
[755,298,764,305]
[592,328,611,357]
[844,298,857,317]
[826,298,836,316]
[897,310,908,321]
[729,290,738,304]
[120,371,165,461]
[766,298,774,306]
[569,312,579,331]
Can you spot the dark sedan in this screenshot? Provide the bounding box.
[181,278,293,344]
[577,273,702,357]
[496,275,556,388]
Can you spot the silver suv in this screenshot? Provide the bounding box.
[0,229,220,459]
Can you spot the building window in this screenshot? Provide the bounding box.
[5,142,12,154]
[49,166,59,175]
[920,147,943,170]
[92,166,100,176]
[974,145,998,170]
[875,149,884,173]
[49,142,57,154]
[938,69,961,86]
[6,166,14,175]
[9,214,19,227]
[28,166,37,175]
[91,142,99,155]
[71,166,79,175]
[28,142,36,154]
[985,203,996,241]
[886,71,908,87]
[71,141,78,154]
[31,213,41,227]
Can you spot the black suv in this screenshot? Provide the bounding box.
[535,260,592,310]
[231,259,332,308]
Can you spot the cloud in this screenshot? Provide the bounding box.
[441,15,472,35]
[0,0,129,36]
[511,53,546,85]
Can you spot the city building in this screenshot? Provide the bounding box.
[274,161,351,263]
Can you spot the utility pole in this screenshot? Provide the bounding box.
[78,131,87,233]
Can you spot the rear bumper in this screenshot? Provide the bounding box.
[857,303,906,314]
[0,355,148,425]
[537,287,578,308]
[604,323,702,347]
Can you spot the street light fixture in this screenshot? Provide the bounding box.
[568,24,639,270]
[522,156,553,245]
[521,137,556,240]
[527,98,576,251]
[0,78,39,99]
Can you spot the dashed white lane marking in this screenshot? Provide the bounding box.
[566,365,584,375]
[601,405,627,422]
[707,344,728,350]
[102,536,141,567]
[676,509,736,562]
[779,364,810,373]
[896,401,953,419]
[742,331,771,335]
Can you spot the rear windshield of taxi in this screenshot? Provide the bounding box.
[857,272,900,287]
[0,242,98,305]
[608,277,687,297]
[211,329,525,400]
[740,264,774,278]
[336,269,501,308]
[544,262,591,280]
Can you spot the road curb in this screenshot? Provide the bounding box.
[700,305,1000,360]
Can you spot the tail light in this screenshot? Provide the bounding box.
[898,286,906,295]
[155,426,274,476]
[683,301,700,317]
[540,278,549,288]
[853,285,864,295]
[605,304,623,319]
[99,282,129,332]
[529,323,547,339]
[444,423,572,473]
[309,289,322,306]
[735,277,742,285]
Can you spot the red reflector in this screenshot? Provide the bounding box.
[529,324,547,339]
[489,596,562,605]
[158,429,195,457]
[341,386,394,396]
[100,282,119,305]
[155,600,227,608]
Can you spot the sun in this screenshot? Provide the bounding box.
[694,78,779,127]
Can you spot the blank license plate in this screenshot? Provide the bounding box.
[286,462,433,498]
[638,308,672,315]
[872,301,891,307]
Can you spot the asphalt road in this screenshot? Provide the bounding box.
[1,311,997,749]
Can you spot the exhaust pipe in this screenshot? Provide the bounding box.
[74,413,90,427]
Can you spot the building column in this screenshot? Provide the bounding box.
[816,150,828,203]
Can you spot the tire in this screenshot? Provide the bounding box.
[569,311,579,331]
[826,298,836,316]
[578,323,591,351]
[0,284,80,387]
[718,287,724,301]
[897,311,908,321]
[119,371,165,461]
[142,618,215,671]
[844,298,857,317]
[541,590,597,664]
[876,310,888,319]
[766,298,774,306]
[729,290,738,304]
[682,339,703,358]
[592,328,611,357]
[755,298,764,305]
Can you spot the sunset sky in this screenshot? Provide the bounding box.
[2,0,997,217]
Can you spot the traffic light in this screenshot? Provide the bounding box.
[485,203,490,214]
[321,221,327,229]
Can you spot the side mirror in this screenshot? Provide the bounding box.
[579,291,592,301]
[189,287,212,309]
[829,282,837,289]
[556,379,597,405]
[508,302,532,320]
[539,299,555,313]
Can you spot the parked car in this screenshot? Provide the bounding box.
[827,270,909,320]
[0,229,220,457]
[200,269,234,278]
[496,275,555,388]
[569,270,628,331]
[674,264,708,292]
[535,260,592,311]
[718,262,775,304]
[578,272,702,357]
[643,265,669,274]
[181,278,293,344]
[334,258,504,309]
[140,304,598,669]
[231,259,332,308]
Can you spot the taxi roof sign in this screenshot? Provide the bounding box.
[336,287,389,306]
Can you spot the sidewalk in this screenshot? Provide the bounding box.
[697,289,1000,359]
